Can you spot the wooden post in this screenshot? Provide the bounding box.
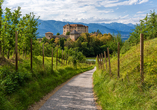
[23,43,25,58]
[104,51,107,72]
[31,38,32,71]
[97,55,99,69]
[62,50,63,66]
[101,53,104,70]
[7,49,9,59]
[99,54,101,69]
[43,43,44,69]
[98,54,100,69]
[107,48,112,77]
[118,42,120,78]
[66,53,67,65]
[0,10,1,57]
[101,54,103,69]
[15,31,18,71]
[100,53,102,69]
[56,48,58,69]
[64,52,65,64]
[52,48,53,70]
[140,33,144,84]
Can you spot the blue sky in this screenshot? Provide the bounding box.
[2,0,157,24]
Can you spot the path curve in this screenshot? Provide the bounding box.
[39,67,96,110]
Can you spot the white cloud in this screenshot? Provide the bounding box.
[139,0,149,4]
[137,11,144,13]
[101,0,149,7]
[1,0,149,24]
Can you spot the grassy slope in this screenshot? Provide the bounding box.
[0,56,94,110]
[93,38,157,110]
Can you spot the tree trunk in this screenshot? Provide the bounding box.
[7,49,10,59]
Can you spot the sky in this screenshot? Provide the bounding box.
[2,0,157,24]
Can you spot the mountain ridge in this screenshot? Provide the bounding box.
[37,19,135,40]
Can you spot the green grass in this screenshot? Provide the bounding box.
[93,38,157,110]
[0,55,94,110]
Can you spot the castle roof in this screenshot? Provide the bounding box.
[63,24,88,28]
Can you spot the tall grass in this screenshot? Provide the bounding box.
[0,55,94,110]
[93,38,157,110]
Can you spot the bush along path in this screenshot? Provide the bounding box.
[0,55,94,110]
[39,67,97,110]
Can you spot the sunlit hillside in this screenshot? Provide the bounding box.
[93,38,157,109]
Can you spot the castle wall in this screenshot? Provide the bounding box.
[63,24,88,35]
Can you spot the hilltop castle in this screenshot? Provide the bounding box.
[63,23,88,35]
[45,23,88,41]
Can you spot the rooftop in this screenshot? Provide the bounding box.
[63,24,88,28]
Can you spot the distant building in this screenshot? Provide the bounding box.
[63,23,88,35]
[45,32,53,39]
[70,30,80,41]
[45,23,88,41]
[45,32,69,40]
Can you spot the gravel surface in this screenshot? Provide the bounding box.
[39,67,96,110]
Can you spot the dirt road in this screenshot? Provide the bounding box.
[39,67,96,110]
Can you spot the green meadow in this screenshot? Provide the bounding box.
[93,38,157,110]
[0,55,94,110]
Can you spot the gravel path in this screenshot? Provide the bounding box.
[39,67,96,110]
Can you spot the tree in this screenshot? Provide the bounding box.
[56,32,60,35]
[59,37,64,50]
[0,0,4,56]
[41,37,49,43]
[54,37,59,45]
[97,29,102,35]
[66,31,70,35]
[49,38,55,44]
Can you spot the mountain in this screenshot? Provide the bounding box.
[37,20,135,40]
[98,22,135,33]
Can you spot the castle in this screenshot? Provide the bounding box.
[45,24,88,41]
[63,23,88,35]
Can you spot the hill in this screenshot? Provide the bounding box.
[99,22,135,33]
[37,20,134,40]
[93,38,157,109]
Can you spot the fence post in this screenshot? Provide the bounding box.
[118,42,120,78]
[104,51,107,72]
[52,48,53,70]
[101,53,104,70]
[98,54,100,69]
[96,55,99,69]
[15,31,18,71]
[62,50,63,66]
[23,43,25,58]
[107,48,112,77]
[100,54,102,69]
[43,43,44,69]
[31,38,32,71]
[140,33,144,84]
[64,52,66,64]
[56,48,58,69]
[66,53,67,65]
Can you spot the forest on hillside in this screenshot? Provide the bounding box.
[40,32,123,57]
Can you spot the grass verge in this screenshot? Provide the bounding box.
[93,38,157,110]
[0,55,94,110]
